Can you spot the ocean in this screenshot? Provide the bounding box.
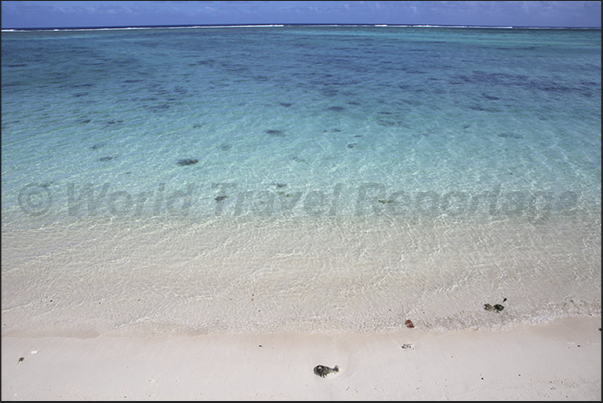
[1,25,601,336]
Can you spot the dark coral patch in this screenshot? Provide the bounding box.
[177,159,199,166]
[195,59,216,66]
[482,93,500,100]
[497,133,523,139]
[149,104,170,112]
[266,129,286,137]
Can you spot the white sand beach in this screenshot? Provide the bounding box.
[2,317,600,401]
[2,215,601,400]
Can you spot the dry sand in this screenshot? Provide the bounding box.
[1,316,600,401]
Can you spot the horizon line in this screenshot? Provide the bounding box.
[2,22,601,32]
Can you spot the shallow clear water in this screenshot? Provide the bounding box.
[1,27,601,335]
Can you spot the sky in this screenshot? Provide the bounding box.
[1,1,601,29]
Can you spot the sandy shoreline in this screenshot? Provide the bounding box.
[2,215,601,337]
[1,316,600,401]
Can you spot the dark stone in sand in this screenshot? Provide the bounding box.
[90,143,106,150]
[485,303,504,312]
[313,365,339,378]
[177,159,199,166]
[266,129,286,137]
[99,156,114,162]
[279,102,292,107]
[347,143,356,148]
[215,195,228,202]
[219,144,232,151]
[79,119,92,124]
[326,106,345,112]
[274,183,287,188]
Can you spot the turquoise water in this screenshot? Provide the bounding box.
[2,27,601,222]
[1,27,601,335]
